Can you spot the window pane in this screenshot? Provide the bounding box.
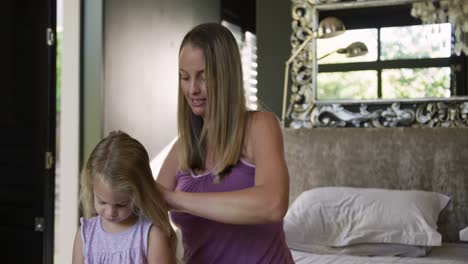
[317,29,378,64]
[382,67,451,99]
[317,71,378,100]
[381,23,451,60]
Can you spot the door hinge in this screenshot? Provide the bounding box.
[46,28,54,46]
[45,152,54,170]
[34,217,45,232]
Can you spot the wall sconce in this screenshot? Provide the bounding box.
[282,17,346,126]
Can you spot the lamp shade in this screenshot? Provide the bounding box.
[337,41,368,58]
[317,17,345,38]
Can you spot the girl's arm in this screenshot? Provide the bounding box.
[164,112,290,224]
[147,225,176,264]
[72,229,84,264]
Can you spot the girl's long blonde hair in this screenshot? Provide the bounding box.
[177,23,248,181]
[79,131,177,257]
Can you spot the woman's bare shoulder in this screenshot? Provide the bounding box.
[248,111,281,133]
[156,138,180,189]
[243,111,281,162]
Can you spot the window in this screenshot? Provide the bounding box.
[222,21,258,110]
[316,4,467,101]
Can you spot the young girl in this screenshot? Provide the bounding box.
[72,131,177,264]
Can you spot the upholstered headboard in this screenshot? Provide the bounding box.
[283,127,468,242]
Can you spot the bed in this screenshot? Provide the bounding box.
[292,243,468,264]
[283,127,468,264]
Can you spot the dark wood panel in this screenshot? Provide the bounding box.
[2,227,43,263]
[0,184,36,208]
[0,146,33,164]
[0,0,56,262]
[0,204,39,227]
[0,165,33,178]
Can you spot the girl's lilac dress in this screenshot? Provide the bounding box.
[80,216,152,264]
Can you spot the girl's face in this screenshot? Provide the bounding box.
[93,178,134,224]
[179,44,207,118]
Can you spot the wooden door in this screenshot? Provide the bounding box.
[0,0,56,262]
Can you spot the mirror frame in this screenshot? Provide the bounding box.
[287,0,468,128]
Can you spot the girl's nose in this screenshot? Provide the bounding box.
[108,206,118,218]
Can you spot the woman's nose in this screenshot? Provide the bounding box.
[189,80,201,94]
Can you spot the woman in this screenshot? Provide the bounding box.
[157,23,294,263]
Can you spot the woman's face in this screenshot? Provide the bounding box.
[179,44,207,118]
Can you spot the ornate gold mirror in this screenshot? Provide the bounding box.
[285,0,468,128]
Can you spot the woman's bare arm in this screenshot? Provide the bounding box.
[165,112,289,224]
[156,140,179,191]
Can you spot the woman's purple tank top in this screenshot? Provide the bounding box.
[170,159,294,264]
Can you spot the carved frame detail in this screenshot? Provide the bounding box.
[287,0,468,128]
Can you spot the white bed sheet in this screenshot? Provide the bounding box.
[291,243,468,264]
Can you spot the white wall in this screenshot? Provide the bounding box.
[103,0,220,161]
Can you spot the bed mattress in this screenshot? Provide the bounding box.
[291,243,468,264]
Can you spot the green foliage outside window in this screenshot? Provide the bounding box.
[317,24,452,100]
[318,71,377,100]
[382,68,450,99]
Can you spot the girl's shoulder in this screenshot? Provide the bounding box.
[79,216,100,244]
[140,216,153,230]
[80,216,99,229]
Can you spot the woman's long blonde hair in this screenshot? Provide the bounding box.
[79,131,177,257]
[177,23,248,181]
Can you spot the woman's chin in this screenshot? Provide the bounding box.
[191,108,206,118]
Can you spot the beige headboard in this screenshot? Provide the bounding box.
[283,127,468,242]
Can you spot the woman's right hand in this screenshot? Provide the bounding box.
[156,183,174,210]
[156,182,183,212]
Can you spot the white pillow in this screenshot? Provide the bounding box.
[284,187,450,250]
